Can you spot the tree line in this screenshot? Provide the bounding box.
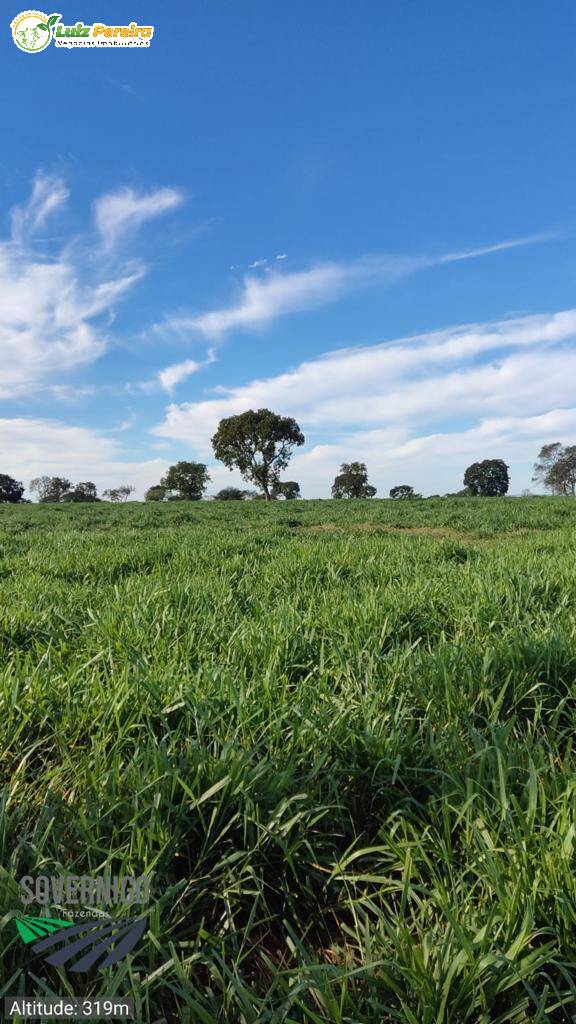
[0,409,575,503]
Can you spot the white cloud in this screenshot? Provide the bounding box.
[158,358,202,392]
[288,408,576,497]
[129,349,217,395]
[153,308,576,495]
[93,186,183,250]
[10,170,69,245]
[249,258,268,269]
[0,416,251,500]
[190,262,360,337]
[167,233,554,340]
[0,243,144,398]
[0,418,167,499]
[437,232,558,265]
[0,174,183,398]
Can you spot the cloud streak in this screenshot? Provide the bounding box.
[159,232,556,341]
[158,358,202,392]
[10,170,70,245]
[94,186,183,251]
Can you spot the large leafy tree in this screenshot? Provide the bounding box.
[212,409,305,501]
[29,476,72,503]
[0,474,25,503]
[332,462,376,499]
[463,459,509,497]
[533,442,576,495]
[161,462,210,501]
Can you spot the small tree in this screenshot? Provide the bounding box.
[212,409,304,501]
[145,485,167,502]
[463,460,509,497]
[161,462,210,501]
[0,474,25,504]
[389,484,421,500]
[214,487,251,500]
[29,476,72,503]
[103,485,134,502]
[332,462,376,498]
[533,442,576,495]
[62,481,99,503]
[272,480,301,500]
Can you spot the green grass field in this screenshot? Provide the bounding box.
[1,497,576,1022]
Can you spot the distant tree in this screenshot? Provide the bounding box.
[463,460,509,497]
[29,476,72,503]
[443,488,472,498]
[389,484,421,500]
[332,462,377,499]
[214,487,252,500]
[103,485,134,502]
[144,485,167,502]
[62,481,99,503]
[212,409,305,501]
[272,480,301,500]
[521,488,533,498]
[161,462,210,501]
[533,442,576,495]
[0,474,25,504]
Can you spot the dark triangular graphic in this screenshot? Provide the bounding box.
[30,916,147,971]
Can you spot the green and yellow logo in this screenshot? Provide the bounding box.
[10,10,154,50]
[10,10,60,52]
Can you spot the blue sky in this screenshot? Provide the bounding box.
[2,0,576,497]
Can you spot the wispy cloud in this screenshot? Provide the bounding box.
[104,76,140,99]
[192,262,364,337]
[128,349,216,396]
[437,232,559,264]
[158,358,202,392]
[0,173,178,398]
[93,186,183,251]
[10,170,69,245]
[161,232,555,340]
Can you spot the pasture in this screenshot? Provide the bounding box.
[1,496,576,1022]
